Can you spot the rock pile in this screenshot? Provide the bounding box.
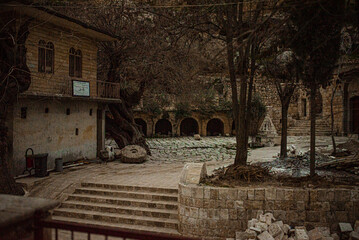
[229,212,358,240]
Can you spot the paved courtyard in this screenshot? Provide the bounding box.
[20,136,349,201]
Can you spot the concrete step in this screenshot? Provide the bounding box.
[81,182,178,195]
[60,201,178,219]
[53,208,178,229]
[74,187,178,202]
[66,194,178,210]
[52,215,180,235]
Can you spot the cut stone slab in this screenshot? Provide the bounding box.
[282,224,291,235]
[308,228,323,240]
[249,227,262,233]
[316,227,330,237]
[236,231,257,240]
[256,222,269,232]
[248,219,259,228]
[179,162,207,184]
[339,223,353,233]
[269,222,283,238]
[121,145,147,163]
[355,220,359,233]
[295,228,309,240]
[330,233,339,240]
[350,231,359,240]
[258,231,275,240]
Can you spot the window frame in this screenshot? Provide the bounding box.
[38,40,54,73]
[69,48,82,78]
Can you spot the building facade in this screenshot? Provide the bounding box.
[4,5,120,176]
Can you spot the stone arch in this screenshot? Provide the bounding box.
[206,118,224,136]
[180,118,199,136]
[155,119,172,136]
[350,96,359,134]
[135,118,147,137]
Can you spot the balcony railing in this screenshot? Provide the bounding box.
[97,80,121,99]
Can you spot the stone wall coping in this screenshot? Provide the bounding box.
[0,194,59,229]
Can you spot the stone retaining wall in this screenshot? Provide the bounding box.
[178,183,359,240]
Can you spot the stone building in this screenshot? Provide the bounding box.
[4,4,120,176]
[134,61,359,138]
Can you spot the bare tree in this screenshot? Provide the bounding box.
[0,9,32,195]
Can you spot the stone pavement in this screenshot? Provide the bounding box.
[20,136,349,202]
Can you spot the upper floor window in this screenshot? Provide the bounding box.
[38,40,54,73]
[69,48,82,78]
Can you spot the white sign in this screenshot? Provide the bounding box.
[72,80,90,97]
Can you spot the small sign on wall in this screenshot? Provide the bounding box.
[72,80,90,97]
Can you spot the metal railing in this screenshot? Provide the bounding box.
[97,80,121,99]
[34,217,201,240]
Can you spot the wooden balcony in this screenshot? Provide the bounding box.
[97,81,121,99]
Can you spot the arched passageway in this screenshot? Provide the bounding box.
[135,118,147,137]
[155,119,172,136]
[350,96,359,134]
[180,118,199,136]
[207,118,224,136]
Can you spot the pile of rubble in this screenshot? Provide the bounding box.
[230,211,359,240]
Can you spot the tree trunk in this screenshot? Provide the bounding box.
[331,83,338,155]
[0,15,31,195]
[280,101,290,159]
[106,101,150,155]
[237,48,249,166]
[0,111,24,195]
[309,84,317,177]
[225,27,241,166]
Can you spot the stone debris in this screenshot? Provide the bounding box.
[194,134,201,140]
[339,223,353,233]
[234,212,358,240]
[257,231,275,240]
[350,231,359,240]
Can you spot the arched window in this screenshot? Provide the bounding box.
[38,40,54,73]
[69,48,82,78]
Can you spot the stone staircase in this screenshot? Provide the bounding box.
[287,118,332,136]
[52,182,180,235]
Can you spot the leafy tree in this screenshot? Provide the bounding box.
[288,0,345,176]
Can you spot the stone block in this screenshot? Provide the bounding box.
[255,189,265,200]
[316,227,330,237]
[282,224,290,235]
[203,188,211,199]
[210,188,219,200]
[295,228,309,240]
[335,190,351,202]
[265,188,276,200]
[235,200,244,209]
[179,163,207,184]
[219,209,229,220]
[248,189,255,200]
[229,209,237,220]
[255,222,269,232]
[236,231,257,240]
[276,189,286,200]
[248,218,259,228]
[297,201,305,211]
[257,231,275,240]
[350,231,359,240]
[308,228,323,240]
[191,187,203,199]
[339,223,353,233]
[269,222,283,238]
[238,189,248,200]
[284,189,294,200]
[354,220,359,233]
[249,227,262,233]
[330,233,339,240]
[264,213,275,225]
